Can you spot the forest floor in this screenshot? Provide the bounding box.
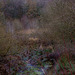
[0,28,75,75]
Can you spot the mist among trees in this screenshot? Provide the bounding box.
[0,0,75,75]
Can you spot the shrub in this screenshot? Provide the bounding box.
[2,0,29,19]
[0,23,26,56]
[39,0,75,42]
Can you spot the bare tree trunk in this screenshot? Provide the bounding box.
[29,18,39,29]
[21,15,30,29]
[21,15,39,30]
[6,20,15,35]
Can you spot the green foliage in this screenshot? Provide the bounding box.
[56,56,75,75]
